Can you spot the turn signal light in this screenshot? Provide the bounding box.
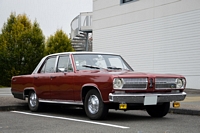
[173,102,180,108]
[119,103,127,110]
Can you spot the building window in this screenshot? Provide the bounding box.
[121,0,138,4]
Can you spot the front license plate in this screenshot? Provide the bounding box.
[144,95,157,105]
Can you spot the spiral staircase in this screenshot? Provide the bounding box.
[70,12,92,51]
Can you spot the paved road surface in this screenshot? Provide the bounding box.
[0,88,12,96]
[0,109,199,133]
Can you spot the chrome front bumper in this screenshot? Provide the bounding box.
[109,92,186,104]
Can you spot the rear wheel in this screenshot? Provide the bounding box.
[146,102,170,117]
[84,89,108,120]
[28,91,41,112]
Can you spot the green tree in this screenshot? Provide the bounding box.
[45,29,74,55]
[0,13,45,86]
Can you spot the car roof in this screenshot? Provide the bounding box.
[46,51,120,57]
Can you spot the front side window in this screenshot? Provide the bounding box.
[73,54,133,71]
[57,55,73,72]
[40,57,57,73]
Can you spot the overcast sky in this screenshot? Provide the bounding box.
[0,0,93,37]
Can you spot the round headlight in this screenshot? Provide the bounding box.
[176,78,184,89]
[113,78,124,89]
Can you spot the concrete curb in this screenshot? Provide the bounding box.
[0,105,28,111]
[0,104,199,116]
[169,108,200,116]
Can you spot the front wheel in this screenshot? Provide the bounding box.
[84,89,108,120]
[28,91,41,112]
[146,102,170,118]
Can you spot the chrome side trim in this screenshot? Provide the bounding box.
[39,99,83,105]
[109,92,186,103]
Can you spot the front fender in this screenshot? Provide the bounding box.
[81,83,104,101]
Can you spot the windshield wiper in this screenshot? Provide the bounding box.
[107,66,122,70]
[82,65,100,69]
[82,65,123,70]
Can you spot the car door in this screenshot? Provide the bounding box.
[33,56,57,99]
[49,54,74,100]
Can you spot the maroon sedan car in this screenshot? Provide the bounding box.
[11,52,186,120]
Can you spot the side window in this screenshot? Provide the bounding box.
[40,63,46,73]
[68,59,73,72]
[57,55,73,72]
[40,57,56,73]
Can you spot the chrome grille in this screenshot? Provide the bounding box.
[122,78,147,90]
[155,78,176,89]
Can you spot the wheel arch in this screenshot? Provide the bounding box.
[81,84,103,103]
[24,87,36,98]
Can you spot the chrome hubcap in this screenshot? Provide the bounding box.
[30,93,37,107]
[88,95,99,114]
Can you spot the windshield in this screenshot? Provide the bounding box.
[73,54,133,71]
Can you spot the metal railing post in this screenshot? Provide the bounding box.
[85,33,89,51]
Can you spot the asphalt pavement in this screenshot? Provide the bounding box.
[0,88,200,115]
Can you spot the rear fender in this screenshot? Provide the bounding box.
[24,87,36,98]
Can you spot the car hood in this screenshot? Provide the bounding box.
[108,71,184,78]
[78,70,184,78]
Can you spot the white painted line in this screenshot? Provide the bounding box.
[11,111,129,129]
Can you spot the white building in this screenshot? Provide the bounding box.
[92,0,200,89]
[70,0,200,89]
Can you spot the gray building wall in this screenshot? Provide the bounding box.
[93,0,200,89]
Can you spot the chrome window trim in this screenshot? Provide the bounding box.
[32,52,134,73]
[45,56,57,73]
[68,54,74,72]
[32,57,46,74]
[54,56,59,72]
[56,54,74,72]
[72,53,133,71]
[33,56,57,74]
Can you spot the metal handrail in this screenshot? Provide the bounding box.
[70,12,93,51]
[70,12,92,39]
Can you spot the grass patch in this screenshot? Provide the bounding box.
[0,85,7,88]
